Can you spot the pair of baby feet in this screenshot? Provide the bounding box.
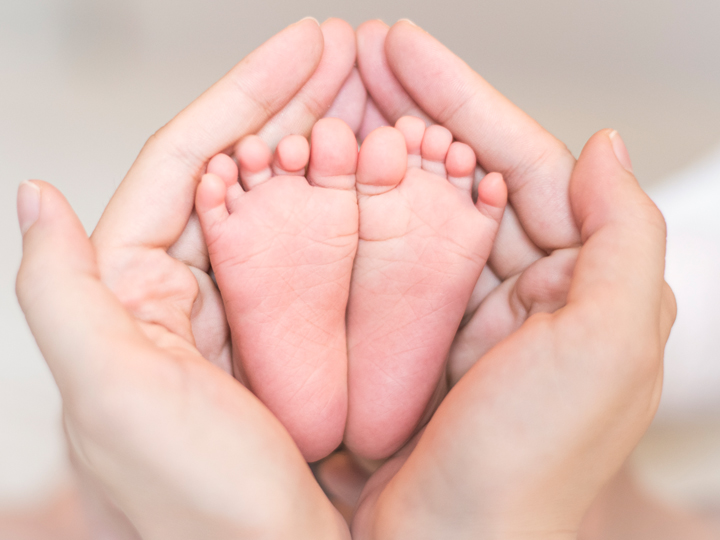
[196,117,506,462]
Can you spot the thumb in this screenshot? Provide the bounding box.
[16,181,149,401]
[566,129,676,358]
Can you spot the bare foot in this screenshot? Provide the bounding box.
[346,116,507,458]
[196,118,359,462]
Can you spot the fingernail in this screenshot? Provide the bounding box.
[299,16,320,26]
[17,180,40,235]
[398,18,417,26]
[609,130,633,173]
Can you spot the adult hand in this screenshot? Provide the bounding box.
[16,17,361,538]
[348,129,675,539]
[16,180,349,539]
[355,20,581,390]
[91,17,359,389]
[337,21,676,538]
[89,18,363,463]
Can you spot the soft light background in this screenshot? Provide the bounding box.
[2,0,719,518]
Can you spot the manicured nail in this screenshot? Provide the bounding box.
[609,130,633,173]
[299,16,320,26]
[17,181,40,235]
[398,18,417,26]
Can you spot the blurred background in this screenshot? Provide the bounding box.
[1,0,719,534]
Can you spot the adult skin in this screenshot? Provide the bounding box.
[336,20,677,539]
[16,17,359,539]
[348,128,676,539]
[15,16,677,540]
[17,132,676,539]
[346,20,581,456]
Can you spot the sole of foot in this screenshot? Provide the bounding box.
[196,118,359,462]
[345,116,507,459]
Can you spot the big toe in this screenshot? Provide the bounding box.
[306,118,358,190]
[357,126,407,196]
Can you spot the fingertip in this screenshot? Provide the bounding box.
[319,17,357,73]
[297,16,320,27]
[284,16,324,64]
[356,20,390,69]
[356,19,389,42]
[608,130,633,173]
[16,180,97,308]
[321,17,355,44]
[572,129,651,241]
[386,17,425,47]
[18,180,41,236]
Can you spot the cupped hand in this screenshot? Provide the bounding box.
[16,17,362,539]
[310,20,678,539]
[90,17,361,387]
[88,18,364,464]
[16,180,350,539]
[355,20,585,384]
[346,129,675,539]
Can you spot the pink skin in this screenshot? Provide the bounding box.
[198,114,504,462]
[195,118,359,462]
[346,116,507,459]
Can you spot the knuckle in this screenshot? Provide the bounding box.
[568,301,663,383]
[15,259,45,314]
[635,196,667,239]
[663,282,678,325]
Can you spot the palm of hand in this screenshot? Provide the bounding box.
[75,17,674,540]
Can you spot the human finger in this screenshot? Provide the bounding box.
[565,129,670,347]
[356,20,430,124]
[384,21,579,253]
[357,131,673,540]
[92,18,325,252]
[16,181,350,540]
[488,204,545,278]
[357,97,391,142]
[448,248,577,384]
[16,180,153,402]
[324,67,368,135]
[315,452,370,514]
[257,18,357,149]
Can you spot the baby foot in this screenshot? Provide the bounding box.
[346,116,507,458]
[195,118,359,462]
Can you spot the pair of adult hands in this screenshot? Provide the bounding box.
[16,17,675,540]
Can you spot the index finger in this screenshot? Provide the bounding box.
[92,18,324,251]
[384,21,580,252]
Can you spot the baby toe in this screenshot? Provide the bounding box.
[421,124,453,177]
[395,116,425,169]
[446,141,477,194]
[236,135,273,190]
[306,118,358,191]
[475,171,508,222]
[356,126,407,196]
[273,134,310,176]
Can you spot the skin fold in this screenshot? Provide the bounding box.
[14,17,686,540]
